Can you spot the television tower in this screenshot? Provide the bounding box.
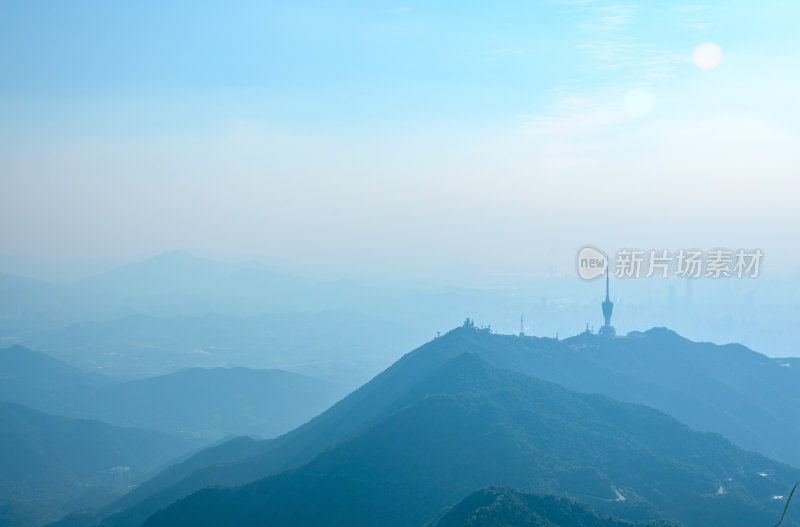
[598,268,616,337]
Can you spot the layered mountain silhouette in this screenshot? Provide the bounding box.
[50,325,800,527]
[23,311,416,385]
[87,367,339,440]
[0,345,340,441]
[0,402,195,527]
[473,326,800,468]
[0,345,109,409]
[430,486,674,527]
[143,351,797,527]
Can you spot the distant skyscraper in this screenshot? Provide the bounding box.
[599,270,616,337]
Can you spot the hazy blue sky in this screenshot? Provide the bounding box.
[1,1,799,280]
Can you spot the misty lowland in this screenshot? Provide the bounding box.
[3,2,800,527]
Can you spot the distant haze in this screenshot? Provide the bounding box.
[1,1,799,281]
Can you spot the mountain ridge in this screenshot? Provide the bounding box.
[142,351,799,527]
[51,325,800,527]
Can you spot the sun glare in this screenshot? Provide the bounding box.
[693,42,722,70]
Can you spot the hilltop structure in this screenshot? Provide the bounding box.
[463,317,492,334]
